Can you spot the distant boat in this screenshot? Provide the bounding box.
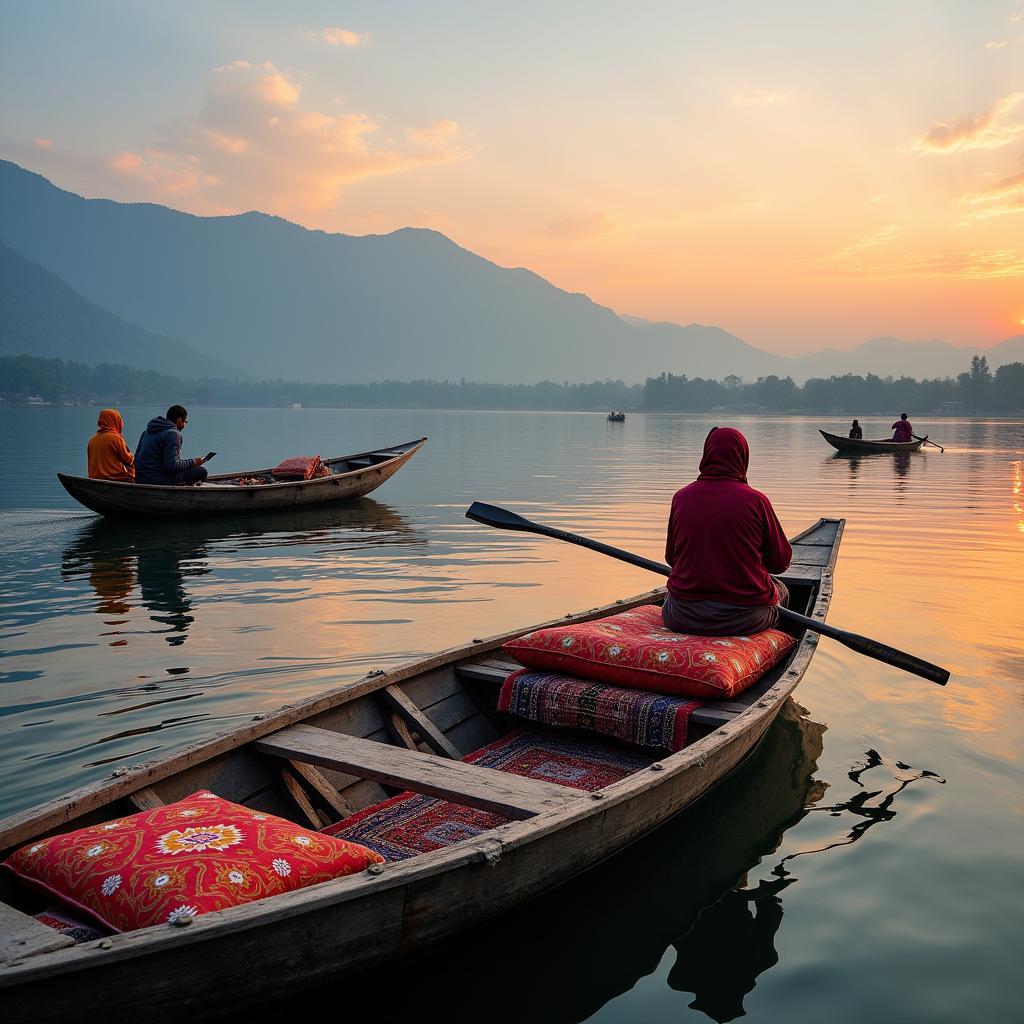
[57,438,426,518]
[819,430,926,454]
[607,412,626,422]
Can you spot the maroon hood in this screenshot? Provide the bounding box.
[698,427,749,482]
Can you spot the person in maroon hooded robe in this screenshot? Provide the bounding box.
[663,427,792,636]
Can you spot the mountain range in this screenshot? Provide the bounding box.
[0,159,1020,385]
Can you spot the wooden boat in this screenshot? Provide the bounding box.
[56,438,427,518]
[607,412,626,422]
[0,517,842,1022]
[820,429,926,454]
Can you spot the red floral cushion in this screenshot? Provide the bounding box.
[503,604,795,699]
[1,790,383,933]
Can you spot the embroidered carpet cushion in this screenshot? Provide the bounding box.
[498,669,700,751]
[503,604,795,699]
[325,728,655,860]
[2,790,383,933]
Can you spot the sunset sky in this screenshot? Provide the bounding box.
[1,0,1022,354]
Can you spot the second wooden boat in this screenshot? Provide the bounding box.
[0,517,842,1022]
[820,429,926,454]
[57,438,427,517]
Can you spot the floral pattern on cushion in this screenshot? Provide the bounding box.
[503,604,795,699]
[1,790,383,933]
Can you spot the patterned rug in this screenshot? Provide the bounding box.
[35,906,107,943]
[324,729,655,861]
[499,669,700,752]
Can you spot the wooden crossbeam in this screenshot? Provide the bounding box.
[254,725,578,820]
[288,760,355,819]
[128,786,165,811]
[381,684,460,758]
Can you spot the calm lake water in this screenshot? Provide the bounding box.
[1,406,1021,1023]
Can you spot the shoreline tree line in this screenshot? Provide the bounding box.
[1,353,1021,415]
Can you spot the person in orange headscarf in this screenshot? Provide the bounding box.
[87,409,136,481]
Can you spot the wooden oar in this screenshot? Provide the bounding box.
[466,502,949,686]
[914,434,944,452]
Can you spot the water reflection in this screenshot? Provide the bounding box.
[667,747,944,1022]
[266,703,942,1024]
[61,499,421,648]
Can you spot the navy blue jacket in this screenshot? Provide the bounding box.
[134,416,196,484]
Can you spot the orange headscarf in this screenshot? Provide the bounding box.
[97,408,124,434]
[88,409,135,481]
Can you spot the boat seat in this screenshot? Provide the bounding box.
[455,658,747,728]
[346,457,375,467]
[253,724,580,820]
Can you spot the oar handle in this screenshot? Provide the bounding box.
[466,502,949,685]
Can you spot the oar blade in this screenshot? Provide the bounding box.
[466,501,534,532]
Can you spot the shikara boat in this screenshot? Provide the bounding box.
[56,438,427,518]
[820,429,926,454]
[0,516,842,1022]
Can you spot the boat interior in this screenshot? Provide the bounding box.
[207,442,424,486]
[0,519,838,955]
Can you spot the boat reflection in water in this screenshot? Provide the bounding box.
[247,701,942,1024]
[61,499,422,649]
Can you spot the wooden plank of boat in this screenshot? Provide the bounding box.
[55,438,427,518]
[819,429,926,454]
[0,517,841,1022]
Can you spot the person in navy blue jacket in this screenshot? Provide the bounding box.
[134,405,208,485]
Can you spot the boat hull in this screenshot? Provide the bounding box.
[56,439,426,517]
[819,429,925,454]
[0,517,842,1021]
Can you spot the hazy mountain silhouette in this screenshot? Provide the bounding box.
[0,160,785,383]
[0,160,1017,384]
[797,334,1024,381]
[0,239,242,378]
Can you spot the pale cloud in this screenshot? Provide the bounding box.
[407,119,461,149]
[907,92,1024,153]
[34,137,53,149]
[959,167,1024,221]
[322,27,369,47]
[823,245,1024,279]
[985,40,1007,49]
[732,89,788,107]
[104,60,469,219]
[826,224,902,261]
[544,212,616,241]
[108,149,220,199]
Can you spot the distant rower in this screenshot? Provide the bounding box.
[848,419,863,440]
[662,426,792,637]
[891,413,914,443]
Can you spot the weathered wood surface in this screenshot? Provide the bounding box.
[254,725,580,819]
[127,787,165,811]
[56,438,426,517]
[285,761,354,819]
[381,684,460,758]
[0,904,75,964]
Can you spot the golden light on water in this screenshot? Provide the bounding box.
[1013,461,1023,531]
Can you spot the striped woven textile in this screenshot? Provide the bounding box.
[498,669,700,752]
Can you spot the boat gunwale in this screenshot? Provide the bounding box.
[0,516,842,982]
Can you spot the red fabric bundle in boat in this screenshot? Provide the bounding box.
[271,455,323,480]
[1,790,383,932]
[503,604,795,700]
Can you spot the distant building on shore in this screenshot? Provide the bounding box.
[937,400,964,416]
